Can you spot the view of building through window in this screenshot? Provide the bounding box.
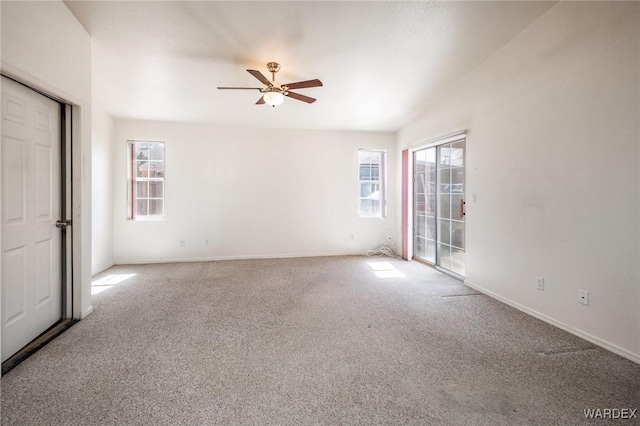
[358,149,386,218]
[128,141,165,219]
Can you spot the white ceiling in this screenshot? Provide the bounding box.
[64,1,555,132]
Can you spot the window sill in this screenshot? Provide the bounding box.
[129,216,165,222]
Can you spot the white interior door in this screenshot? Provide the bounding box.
[1,76,62,362]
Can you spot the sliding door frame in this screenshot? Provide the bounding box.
[0,67,88,372]
[407,130,467,280]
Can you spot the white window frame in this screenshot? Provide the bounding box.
[358,149,387,218]
[127,140,166,221]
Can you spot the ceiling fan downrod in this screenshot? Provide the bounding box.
[266,62,280,82]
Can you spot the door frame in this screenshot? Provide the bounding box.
[0,71,83,368]
[403,130,467,279]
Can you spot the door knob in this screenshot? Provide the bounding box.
[56,219,72,229]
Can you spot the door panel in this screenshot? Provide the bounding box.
[1,76,62,362]
[4,138,26,224]
[3,247,26,325]
[413,147,437,264]
[35,240,53,306]
[36,144,53,219]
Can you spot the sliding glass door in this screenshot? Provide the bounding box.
[413,138,466,277]
[413,148,437,264]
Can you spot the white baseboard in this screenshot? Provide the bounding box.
[464,280,640,365]
[113,251,366,265]
[81,305,93,319]
[91,262,114,276]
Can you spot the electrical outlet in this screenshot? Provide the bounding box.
[579,290,589,306]
[180,239,186,247]
[535,276,544,291]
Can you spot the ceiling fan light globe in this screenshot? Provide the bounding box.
[264,91,284,106]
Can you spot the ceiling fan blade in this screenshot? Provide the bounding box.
[247,69,273,87]
[285,91,316,104]
[256,96,265,105]
[284,79,323,90]
[217,87,262,90]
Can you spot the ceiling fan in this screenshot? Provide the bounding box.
[217,62,323,107]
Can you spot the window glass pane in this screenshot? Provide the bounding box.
[451,220,465,249]
[415,193,426,215]
[370,200,380,215]
[414,155,425,174]
[427,171,436,194]
[360,183,376,198]
[438,195,451,219]
[360,199,372,214]
[416,214,425,237]
[415,237,426,259]
[438,145,451,168]
[451,194,465,221]
[149,143,165,161]
[415,172,425,194]
[438,168,451,194]
[135,143,149,160]
[437,243,451,270]
[426,194,436,216]
[136,199,148,216]
[136,181,148,198]
[438,219,451,245]
[149,199,163,216]
[361,199,380,216]
[136,161,149,177]
[426,239,436,264]
[450,141,465,167]
[451,168,464,193]
[426,147,436,165]
[358,150,372,165]
[426,216,436,240]
[426,148,437,196]
[451,248,465,276]
[149,181,163,198]
[360,165,379,181]
[360,165,371,180]
[148,161,164,178]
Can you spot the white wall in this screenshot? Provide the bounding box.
[1,0,93,318]
[114,120,396,263]
[91,95,114,275]
[397,2,640,362]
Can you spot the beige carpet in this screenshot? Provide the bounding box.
[2,256,639,425]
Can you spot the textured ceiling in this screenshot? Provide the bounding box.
[65,1,556,132]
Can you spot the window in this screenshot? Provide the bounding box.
[358,149,386,218]
[128,141,165,220]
